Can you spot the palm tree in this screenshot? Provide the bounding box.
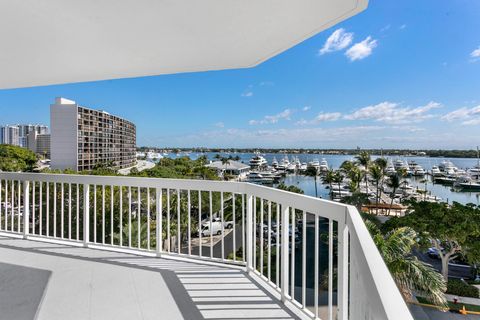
[355,151,371,192]
[305,166,319,197]
[323,169,336,199]
[366,221,447,307]
[333,171,344,197]
[369,165,384,215]
[221,157,231,180]
[387,173,401,216]
[374,157,388,174]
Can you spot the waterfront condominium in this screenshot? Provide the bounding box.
[50,97,136,171]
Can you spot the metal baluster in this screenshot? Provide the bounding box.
[281,204,289,302]
[177,189,180,254]
[268,200,271,281]
[291,207,296,300]
[137,187,141,249]
[23,181,30,237]
[167,189,170,252]
[83,184,90,246]
[128,186,132,247]
[40,182,43,236]
[11,180,14,232]
[61,183,64,238]
[276,203,280,287]
[103,185,106,244]
[187,190,191,256]
[32,181,36,235]
[46,183,49,236]
[328,219,334,320]
[53,183,56,237]
[111,185,114,246]
[209,191,213,259]
[253,197,257,270]
[147,188,150,250]
[260,198,264,275]
[119,186,123,246]
[246,194,253,273]
[94,185,97,243]
[302,211,306,309]
[242,194,245,262]
[221,192,224,260]
[17,181,20,233]
[76,184,79,240]
[198,190,202,257]
[314,215,319,318]
[232,193,236,262]
[68,184,72,239]
[338,218,349,320]
[156,188,162,255]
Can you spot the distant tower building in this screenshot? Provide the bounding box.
[50,97,136,171]
[27,131,51,158]
[18,124,49,147]
[0,125,20,146]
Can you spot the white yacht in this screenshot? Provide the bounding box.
[431,165,442,177]
[246,172,274,184]
[249,154,268,169]
[385,160,396,175]
[319,158,329,173]
[454,176,480,191]
[271,157,279,169]
[408,161,425,177]
[277,155,290,171]
[308,159,320,170]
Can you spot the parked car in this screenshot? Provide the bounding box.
[200,218,234,237]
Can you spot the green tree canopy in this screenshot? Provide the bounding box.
[0,144,37,172]
[384,201,480,281]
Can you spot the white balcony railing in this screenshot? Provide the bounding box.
[0,172,412,320]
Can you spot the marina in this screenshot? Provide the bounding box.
[145,151,480,206]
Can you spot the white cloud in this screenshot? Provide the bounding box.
[259,81,274,87]
[399,24,407,30]
[441,105,480,125]
[380,24,391,32]
[319,28,354,55]
[297,112,342,125]
[249,109,294,125]
[345,36,378,61]
[302,106,311,111]
[214,122,225,128]
[241,91,253,97]
[345,101,441,124]
[470,47,480,62]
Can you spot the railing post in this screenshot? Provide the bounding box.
[246,194,253,273]
[23,181,30,238]
[156,187,162,256]
[83,184,90,247]
[281,204,289,302]
[337,208,349,320]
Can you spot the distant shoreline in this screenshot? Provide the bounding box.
[137,147,480,159]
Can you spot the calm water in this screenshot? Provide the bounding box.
[167,152,480,205]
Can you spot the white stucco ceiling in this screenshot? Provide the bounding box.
[0,0,367,89]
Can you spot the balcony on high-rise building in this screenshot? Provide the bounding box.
[0,1,414,319]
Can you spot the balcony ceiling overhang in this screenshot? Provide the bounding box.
[0,0,367,89]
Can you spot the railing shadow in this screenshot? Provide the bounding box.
[0,236,301,320]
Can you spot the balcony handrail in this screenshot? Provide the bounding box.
[0,172,413,320]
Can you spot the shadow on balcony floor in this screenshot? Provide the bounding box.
[0,236,301,320]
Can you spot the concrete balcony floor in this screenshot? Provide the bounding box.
[0,236,302,320]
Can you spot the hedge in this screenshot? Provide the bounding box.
[446,279,479,298]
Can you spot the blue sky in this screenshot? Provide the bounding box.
[1,0,479,149]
